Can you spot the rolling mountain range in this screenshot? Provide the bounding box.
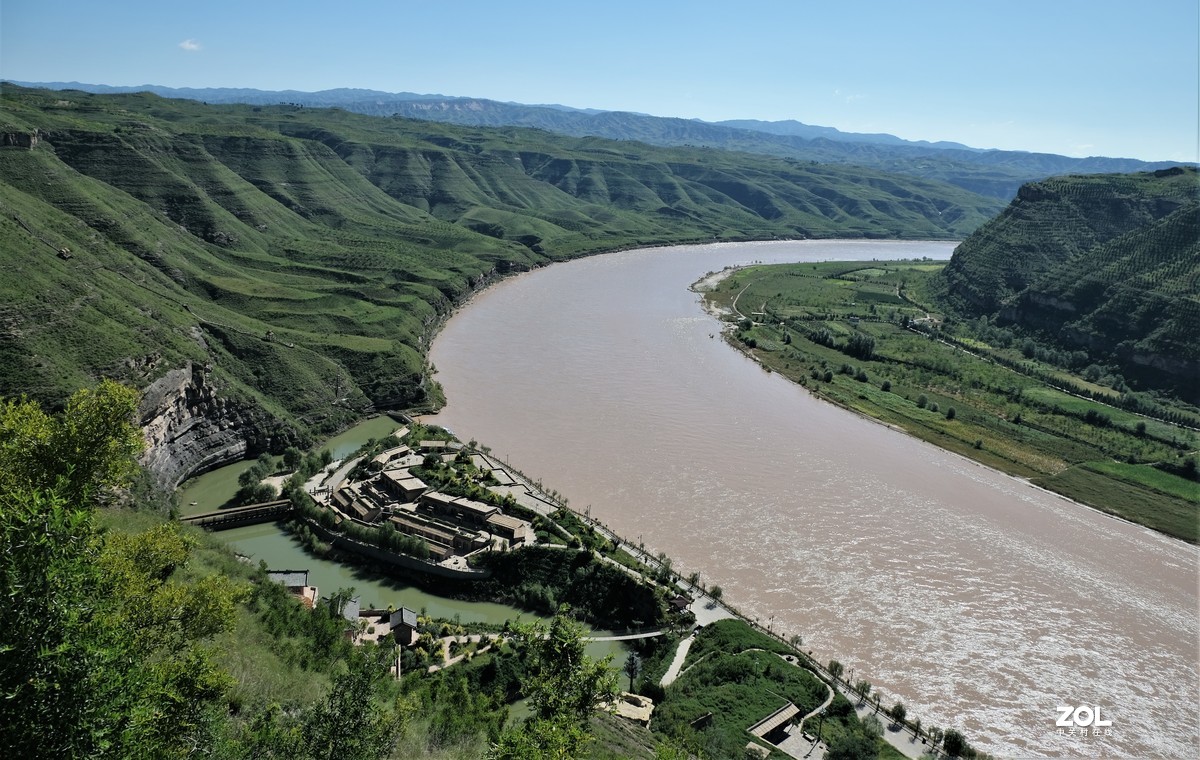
[14,82,1184,200]
[0,84,1002,480]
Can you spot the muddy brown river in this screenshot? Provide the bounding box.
[426,241,1198,758]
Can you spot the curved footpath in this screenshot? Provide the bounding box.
[662,635,930,760]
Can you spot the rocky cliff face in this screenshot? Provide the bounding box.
[139,363,291,489]
[1,129,40,148]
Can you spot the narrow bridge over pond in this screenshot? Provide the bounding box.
[179,500,294,530]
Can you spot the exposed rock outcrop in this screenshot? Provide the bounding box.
[1,129,40,149]
[139,363,295,488]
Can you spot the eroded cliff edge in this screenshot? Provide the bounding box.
[139,363,294,488]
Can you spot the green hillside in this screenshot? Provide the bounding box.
[0,84,1002,453]
[940,167,1200,399]
[29,83,1181,200]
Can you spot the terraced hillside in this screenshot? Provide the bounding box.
[30,83,1182,200]
[940,168,1200,399]
[0,85,1003,480]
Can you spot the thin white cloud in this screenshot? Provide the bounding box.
[179,39,202,52]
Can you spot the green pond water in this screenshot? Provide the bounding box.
[177,416,625,660]
[177,414,406,516]
[177,460,256,516]
[319,414,409,459]
[220,522,624,661]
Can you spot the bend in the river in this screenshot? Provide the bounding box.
[426,240,1199,759]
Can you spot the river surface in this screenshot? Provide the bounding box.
[426,240,1199,758]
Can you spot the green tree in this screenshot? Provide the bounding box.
[91,525,247,752]
[0,379,143,503]
[889,701,907,727]
[654,738,696,759]
[943,728,967,757]
[827,659,844,682]
[927,726,944,750]
[488,606,617,759]
[623,652,641,691]
[862,713,884,738]
[0,382,248,758]
[853,679,872,701]
[283,445,304,471]
[488,718,591,760]
[303,647,406,760]
[1,383,141,756]
[525,609,617,723]
[0,486,103,757]
[847,332,875,360]
[825,728,878,760]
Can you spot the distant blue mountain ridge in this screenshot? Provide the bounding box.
[10,81,1185,199]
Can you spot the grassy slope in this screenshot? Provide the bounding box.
[2,85,1002,447]
[706,261,1199,542]
[653,619,891,759]
[939,168,1200,401]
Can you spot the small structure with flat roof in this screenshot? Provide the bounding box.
[748,701,801,746]
[372,444,412,468]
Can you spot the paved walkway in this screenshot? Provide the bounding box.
[847,694,929,759]
[316,455,361,495]
[655,578,735,687]
[585,630,665,642]
[428,633,501,672]
[773,669,835,759]
[659,631,695,686]
[688,591,736,627]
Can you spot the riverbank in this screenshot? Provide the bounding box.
[175,241,1197,759]
[696,259,1199,543]
[422,239,1198,759]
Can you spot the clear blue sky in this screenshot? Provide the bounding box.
[2,0,1196,162]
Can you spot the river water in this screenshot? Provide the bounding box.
[426,240,1199,758]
